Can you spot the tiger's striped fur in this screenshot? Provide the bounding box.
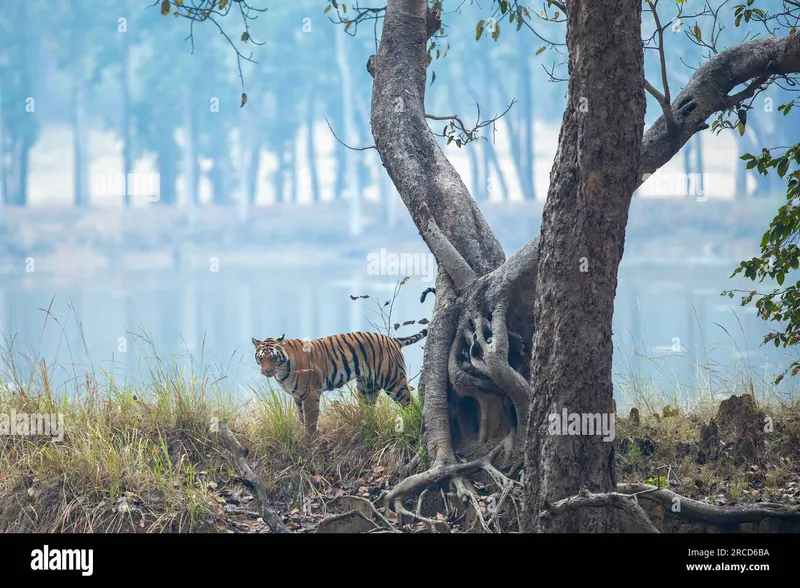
[251,329,428,434]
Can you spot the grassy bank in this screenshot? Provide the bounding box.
[1,341,799,532]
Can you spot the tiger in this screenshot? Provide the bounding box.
[251,328,428,435]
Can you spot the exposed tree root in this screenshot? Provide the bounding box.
[218,421,290,533]
[539,483,800,533]
[394,499,450,533]
[540,487,660,533]
[616,483,800,526]
[385,431,519,531]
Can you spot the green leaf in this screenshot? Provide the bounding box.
[694,24,702,41]
[492,22,501,41]
[536,45,547,55]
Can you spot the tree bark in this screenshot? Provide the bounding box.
[522,0,646,533]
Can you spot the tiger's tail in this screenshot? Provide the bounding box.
[394,329,428,347]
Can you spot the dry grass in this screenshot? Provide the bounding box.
[1,303,798,532]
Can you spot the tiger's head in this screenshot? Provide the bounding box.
[251,335,288,378]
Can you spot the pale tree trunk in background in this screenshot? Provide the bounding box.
[306,93,321,203]
[290,138,299,203]
[183,84,197,228]
[0,61,4,227]
[72,56,88,208]
[336,23,361,236]
[121,9,132,207]
[521,47,535,201]
[735,129,748,198]
[694,133,704,197]
[683,133,693,195]
[237,125,250,224]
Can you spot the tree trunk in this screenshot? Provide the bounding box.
[522,0,645,533]
[306,94,320,203]
[247,144,260,204]
[184,85,198,223]
[364,0,800,532]
[72,57,88,208]
[336,22,361,235]
[122,14,132,207]
[156,137,178,206]
[0,63,4,226]
[735,129,748,199]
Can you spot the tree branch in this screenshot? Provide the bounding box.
[368,0,506,278]
[639,31,800,186]
[418,201,477,292]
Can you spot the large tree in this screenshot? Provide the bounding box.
[171,0,800,532]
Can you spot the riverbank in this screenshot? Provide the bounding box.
[1,365,798,533]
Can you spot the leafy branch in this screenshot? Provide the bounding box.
[723,142,800,383]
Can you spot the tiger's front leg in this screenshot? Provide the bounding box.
[294,398,304,425]
[302,392,321,436]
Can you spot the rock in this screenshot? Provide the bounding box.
[698,418,719,464]
[629,407,640,427]
[316,511,376,533]
[715,394,766,465]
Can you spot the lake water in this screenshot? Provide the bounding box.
[0,251,794,410]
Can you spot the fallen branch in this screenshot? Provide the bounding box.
[540,487,660,533]
[617,483,800,526]
[218,421,290,534]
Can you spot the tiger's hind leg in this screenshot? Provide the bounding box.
[383,373,412,408]
[356,378,380,405]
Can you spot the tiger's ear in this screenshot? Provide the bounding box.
[277,334,285,343]
[251,338,260,347]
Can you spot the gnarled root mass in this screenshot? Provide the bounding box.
[384,430,523,532]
